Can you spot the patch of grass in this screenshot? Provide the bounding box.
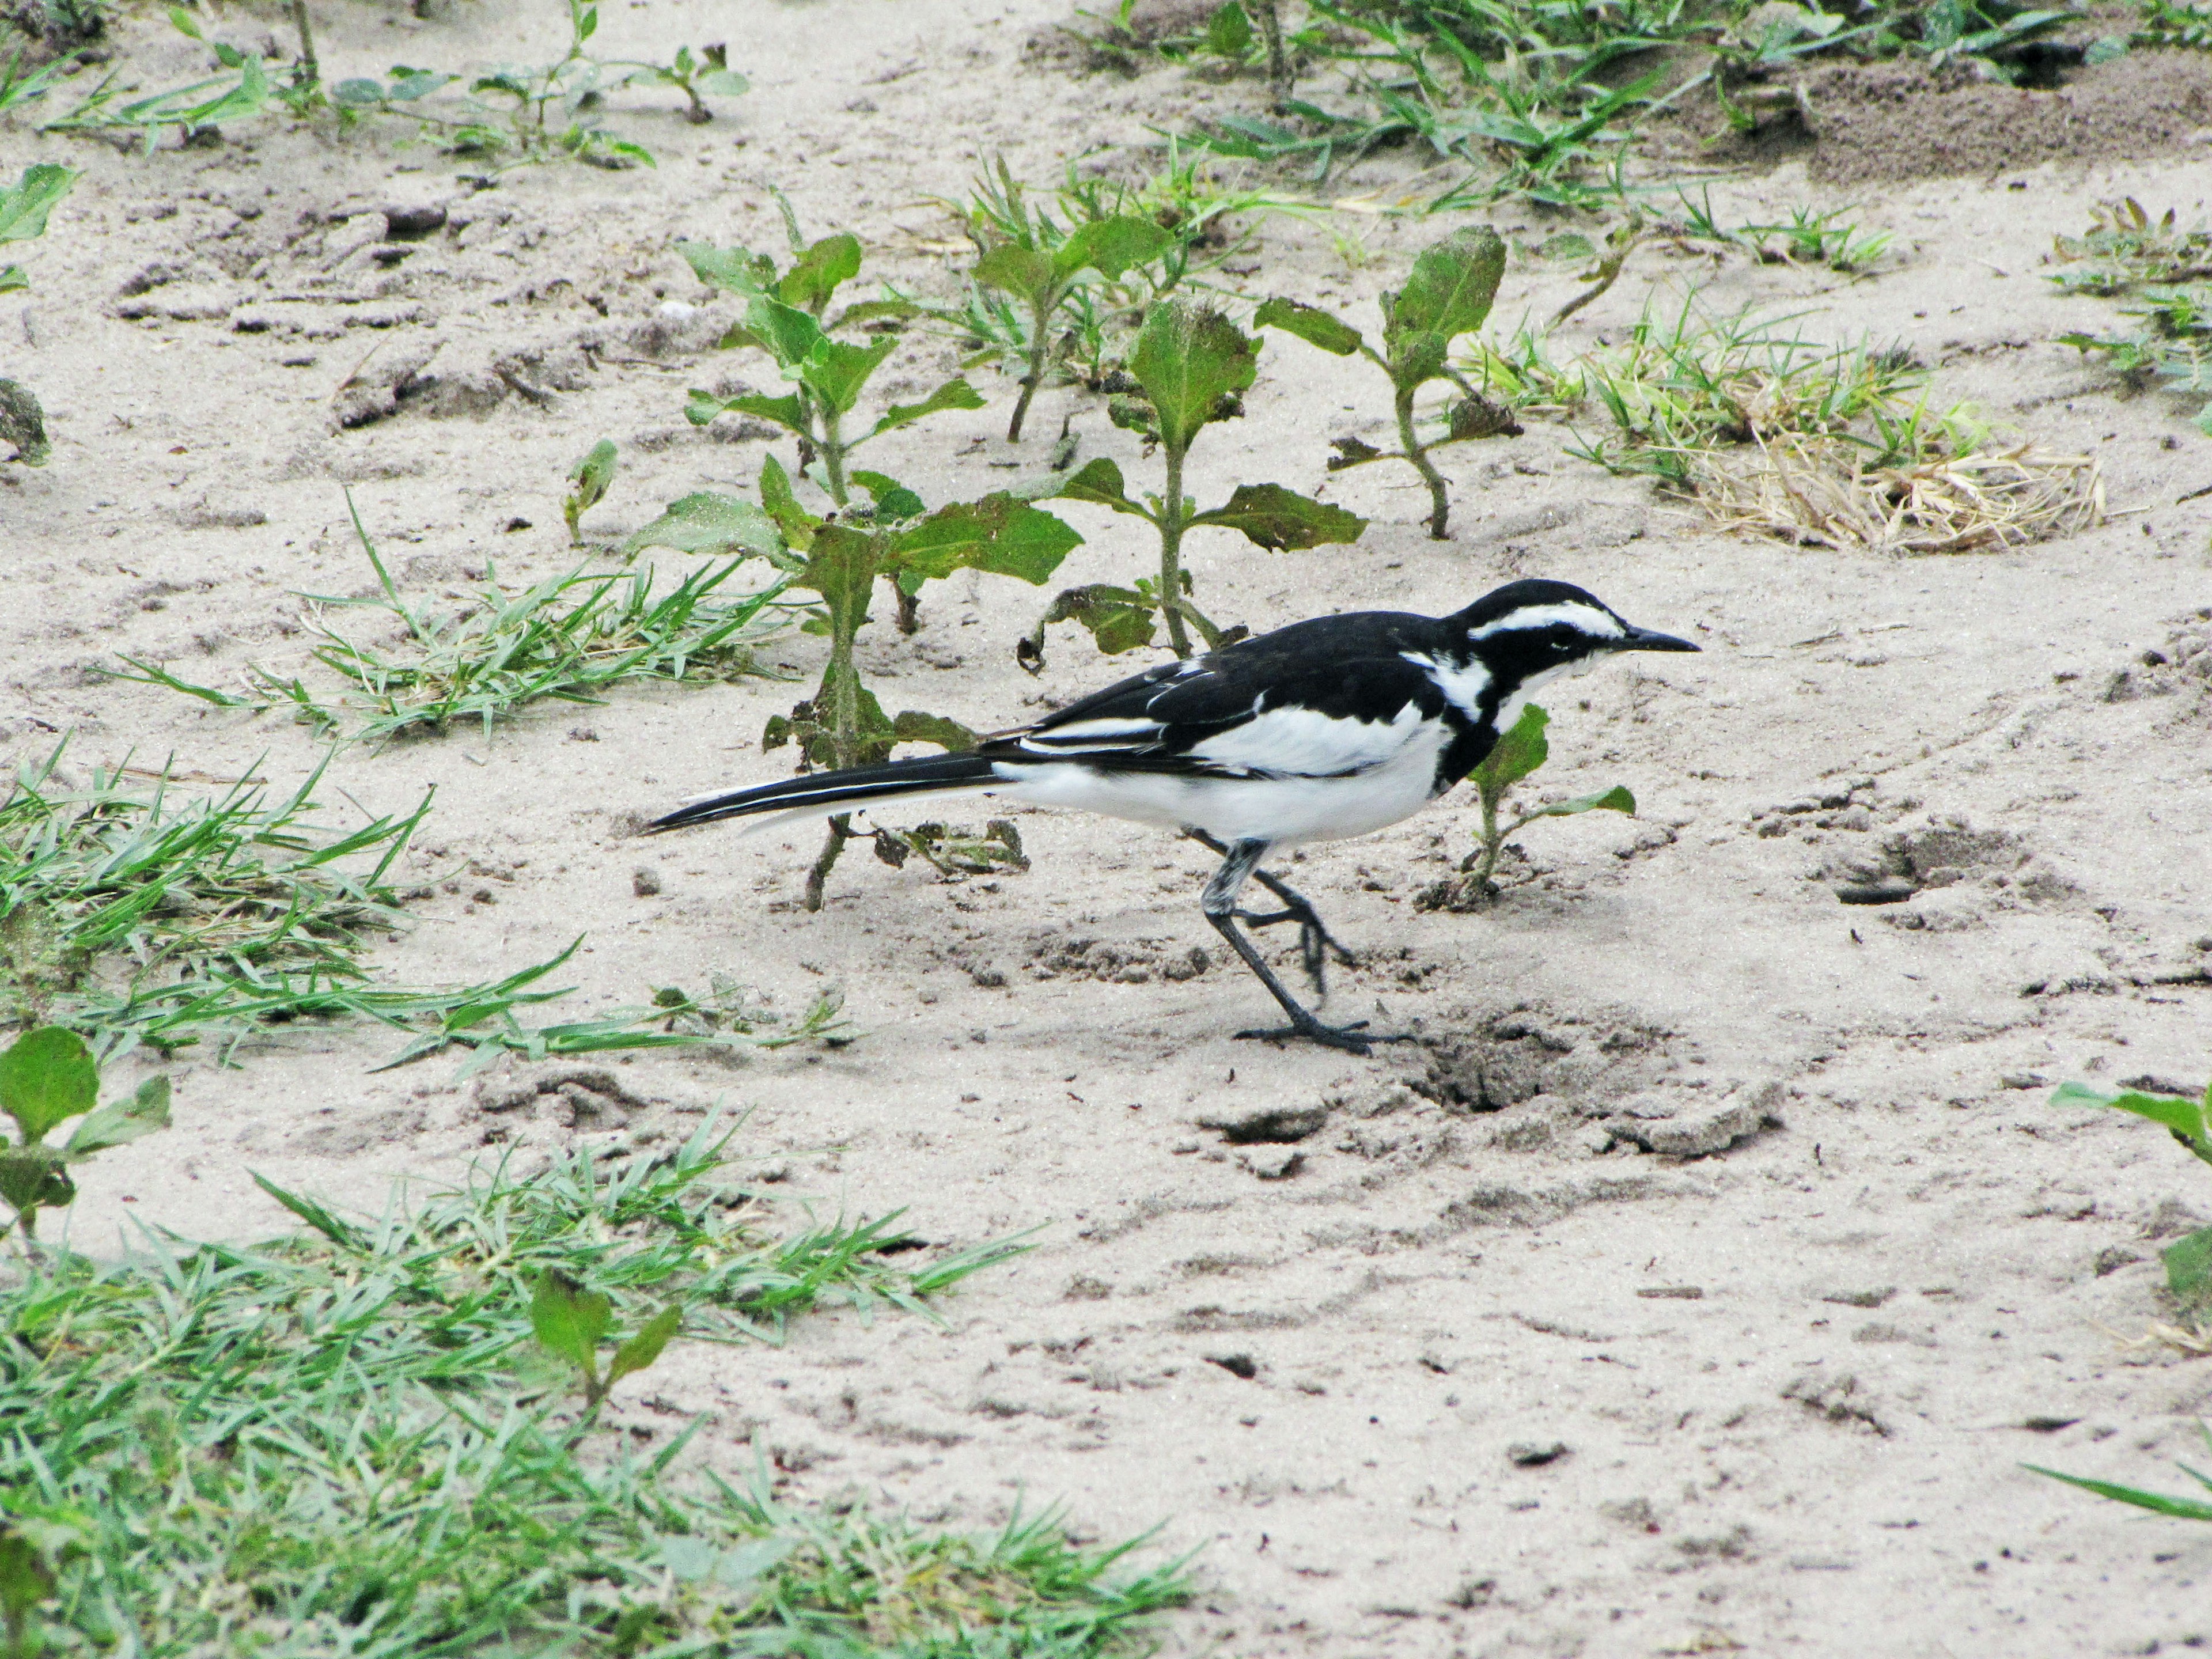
[2048,198,2212,297]
[2048,204,2212,433]
[116,495,795,743]
[0,1123,1185,1656]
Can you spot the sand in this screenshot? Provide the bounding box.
[5,2,2212,1651]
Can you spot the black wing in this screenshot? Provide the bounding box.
[982,611,1452,777]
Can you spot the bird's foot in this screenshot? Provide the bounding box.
[1234,1017,1415,1056]
[1236,902,1357,990]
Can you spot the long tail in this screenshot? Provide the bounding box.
[647,751,1004,834]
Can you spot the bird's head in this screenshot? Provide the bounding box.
[1450,579,1699,699]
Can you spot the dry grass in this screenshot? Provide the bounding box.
[1690,433,2104,555]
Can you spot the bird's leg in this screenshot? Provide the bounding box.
[1183,827,1356,991]
[1200,839,1408,1056]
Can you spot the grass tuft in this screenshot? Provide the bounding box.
[0,1122,1181,1656]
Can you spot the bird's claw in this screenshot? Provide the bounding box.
[1234,1018,1414,1056]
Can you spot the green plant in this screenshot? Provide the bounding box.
[2137,0,2212,48]
[530,1269,680,1414]
[1257,225,1517,539]
[635,464,1082,908]
[2050,1075,2212,1306]
[563,437,618,543]
[0,1025,168,1240]
[1026,298,1365,666]
[2048,198,2212,297]
[2059,285,2212,434]
[0,1124,1181,1656]
[2031,1422,2212,1522]
[1418,702,1634,907]
[0,160,70,294]
[116,496,793,741]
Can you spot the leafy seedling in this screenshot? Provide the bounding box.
[0,1027,169,1240]
[631,462,1081,907]
[529,1269,680,1414]
[563,438,617,544]
[2050,1077,2212,1307]
[1257,226,1517,539]
[1027,298,1364,665]
[0,162,73,467]
[960,159,1174,441]
[681,218,981,549]
[1422,703,1634,907]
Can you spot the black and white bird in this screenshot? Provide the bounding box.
[649,579,1699,1052]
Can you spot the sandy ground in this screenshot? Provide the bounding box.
[7,2,2212,1652]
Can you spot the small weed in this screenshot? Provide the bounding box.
[2049,203,2212,433]
[0,1126,1177,1656]
[1257,225,1518,538]
[2137,0,2212,50]
[1025,298,1365,666]
[530,1268,680,1414]
[0,1025,168,1240]
[0,160,70,465]
[2049,198,2212,296]
[1458,320,1589,417]
[1418,703,1634,908]
[563,437,618,543]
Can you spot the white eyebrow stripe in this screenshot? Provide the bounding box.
[1464,601,1624,641]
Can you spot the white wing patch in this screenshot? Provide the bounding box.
[1464,601,1624,642]
[1017,717,1165,754]
[1402,650,1491,721]
[1186,700,1423,778]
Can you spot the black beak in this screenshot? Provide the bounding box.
[1615,625,1700,654]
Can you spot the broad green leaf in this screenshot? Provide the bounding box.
[1517,785,1637,822]
[1025,584,1158,662]
[1129,300,1258,455]
[688,389,805,433]
[849,470,925,521]
[699,67,752,95]
[1188,483,1366,551]
[1052,215,1176,283]
[893,496,1082,585]
[798,335,896,415]
[757,454,817,542]
[779,232,861,315]
[2165,1225,2212,1308]
[872,377,985,438]
[743,294,827,370]
[167,4,203,39]
[0,267,24,294]
[1205,0,1253,55]
[0,1147,72,1219]
[791,522,882,618]
[530,1271,610,1378]
[1253,296,1363,357]
[2026,1465,2212,1521]
[1386,228,1506,384]
[974,242,1056,300]
[0,1028,97,1143]
[0,165,75,247]
[1472,702,1549,795]
[2048,1080,2212,1153]
[831,297,919,329]
[1054,457,1149,517]
[606,1305,681,1387]
[891,710,979,752]
[623,491,785,560]
[567,439,616,510]
[63,1074,171,1158]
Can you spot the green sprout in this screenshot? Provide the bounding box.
[0,1027,170,1241]
[529,1270,681,1414]
[1422,703,1635,908]
[0,162,73,467]
[562,438,618,544]
[1026,298,1364,665]
[2049,1075,2212,1305]
[1257,226,1517,539]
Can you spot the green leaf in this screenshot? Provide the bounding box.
[1385,227,1507,389]
[850,470,925,520]
[872,377,985,438]
[1188,483,1366,550]
[623,491,785,560]
[0,266,24,295]
[2026,1465,2212,1521]
[1129,300,1259,456]
[679,240,777,299]
[2165,1225,2212,1308]
[1027,584,1158,661]
[1205,0,1253,56]
[798,335,896,416]
[743,294,827,369]
[699,67,751,96]
[779,232,861,315]
[530,1271,611,1380]
[0,165,76,248]
[250,1172,366,1248]
[0,1028,97,1144]
[891,710,979,752]
[790,522,882,617]
[892,495,1082,585]
[689,389,807,433]
[1053,457,1150,518]
[63,1074,171,1158]
[1471,702,1549,796]
[1517,785,1637,823]
[606,1305,681,1387]
[757,454,818,541]
[1253,296,1364,357]
[0,1148,72,1221]
[168,4,203,38]
[2048,1079,2212,1153]
[564,440,617,539]
[0,1528,56,1637]
[975,242,1056,301]
[1052,215,1176,283]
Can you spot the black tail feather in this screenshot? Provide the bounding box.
[647,751,1002,833]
